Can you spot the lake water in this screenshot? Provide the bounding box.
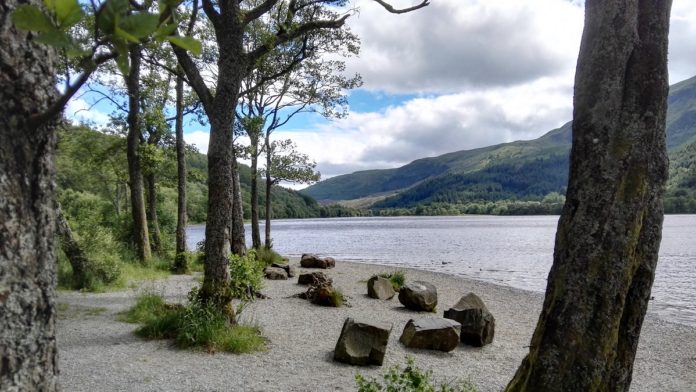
[187,215,696,327]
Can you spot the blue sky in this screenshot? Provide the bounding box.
[67,0,696,182]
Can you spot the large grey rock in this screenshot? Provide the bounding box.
[264,267,288,280]
[334,318,392,366]
[399,318,461,352]
[398,281,437,312]
[271,263,297,278]
[367,276,396,300]
[297,271,331,286]
[444,293,495,347]
[300,253,336,269]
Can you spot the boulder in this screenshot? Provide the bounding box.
[399,318,461,352]
[443,293,495,347]
[300,253,336,269]
[271,263,297,277]
[367,276,396,300]
[398,281,437,312]
[264,267,288,280]
[305,282,342,307]
[297,271,331,286]
[334,318,392,366]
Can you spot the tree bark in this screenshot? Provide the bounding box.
[173,74,188,273]
[506,2,672,391]
[231,152,247,256]
[145,172,162,254]
[56,205,89,289]
[125,45,152,264]
[250,133,261,249]
[0,0,59,388]
[264,136,273,248]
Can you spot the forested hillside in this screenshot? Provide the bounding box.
[303,75,696,214]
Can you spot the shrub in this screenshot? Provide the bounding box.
[229,250,264,300]
[123,290,266,354]
[355,357,478,392]
[254,246,285,266]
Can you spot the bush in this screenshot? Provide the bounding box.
[254,246,285,266]
[229,250,264,300]
[356,357,478,392]
[122,290,266,354]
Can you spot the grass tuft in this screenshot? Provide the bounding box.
[376,270,407,291]
[356,356,479,392]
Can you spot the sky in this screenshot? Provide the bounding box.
[67,0,696,184]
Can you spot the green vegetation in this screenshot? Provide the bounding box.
[377,271,406,291]
[228,251,265,301]
[329,288,346,307]
[355,356,478,392]
[121,291,266,354]
[254,246,285,266]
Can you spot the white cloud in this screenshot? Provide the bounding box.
[65,98,110,126]
[184,130,211,154]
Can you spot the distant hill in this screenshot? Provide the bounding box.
[302,75,696,212]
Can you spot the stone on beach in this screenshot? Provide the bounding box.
[334,317,392,366]
[398,281,438,312]
[367,276,396,300]
[399,318,461,352]
[264,267,288,280]
[300,253,336,269]
[271,263,296,278]
[444,293,495,347]
[297,271,331,286]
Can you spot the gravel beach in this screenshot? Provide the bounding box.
[57,260,696,392]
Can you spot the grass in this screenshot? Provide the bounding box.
[121,291,266,354]
[85,307,107,316]
[376,270,407,291]
[329,288,345,307]
[356,356,479,392]
[253,246,285,266]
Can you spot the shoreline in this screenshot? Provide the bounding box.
[57,259,696,391]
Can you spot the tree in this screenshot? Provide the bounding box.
[264,139,320,246]
[168,0,428,315]
[506,1,672,391]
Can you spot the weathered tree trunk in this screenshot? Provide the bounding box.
[231,152,247,256]
[506,2,672,391]
[0,1,59,388]
[264,137,273,248]
[173,74,188,273]
[56,205,89,289]
[250,133,261,249]
[145,172,162,254]
[125,45,151,264]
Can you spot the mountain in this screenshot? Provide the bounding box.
[302,76,696,211]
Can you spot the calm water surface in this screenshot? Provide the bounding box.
[187,215,696,327]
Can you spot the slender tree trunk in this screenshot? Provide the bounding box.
[56,205,89,289]
[250,135,261,249]
[173,74,188,273]
[231,152,247,256]
[264,137,273,248]
[506,2,672,391]
[145,172,162,254]
[0,1,59,387]
[125,45,151,264]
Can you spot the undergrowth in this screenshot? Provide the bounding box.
[356,357,478,392]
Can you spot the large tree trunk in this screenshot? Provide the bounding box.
[173,74,188,273]
[56,205,89,289]
[126,45,151,264]
[250,134,261,249]
[0,1,59,388]
[231,153,247,256]
[506,2,672,391]
[145,172,162,254]
[264,137,273,248]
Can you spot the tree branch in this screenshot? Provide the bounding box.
[372,0,429,14]
[243,0,281,25]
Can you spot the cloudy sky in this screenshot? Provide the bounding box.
[68,0,696,182]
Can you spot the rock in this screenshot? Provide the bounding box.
[264,267,288,280]
[271,263,297,277]
[300,253,335,269]
[399,318,461,352]
[367,276,396,300]
[398,281,437,312]
[443,293,495,347]
[297,272,331,286]
[334,317,392,366]
[306,282,342,307]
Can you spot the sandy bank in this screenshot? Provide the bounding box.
[56,260,696,391]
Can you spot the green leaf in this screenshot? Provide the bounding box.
[115,50,129,76]
[96,0,128,34]
[54,0,84,28]
[120,13,159,39]
[115,25,140,43]
[12,5,55,33]
[35,31,73,48]
[153,21,177,41]
[167,36,201,56]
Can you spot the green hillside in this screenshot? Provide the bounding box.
[303,76,696,213]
